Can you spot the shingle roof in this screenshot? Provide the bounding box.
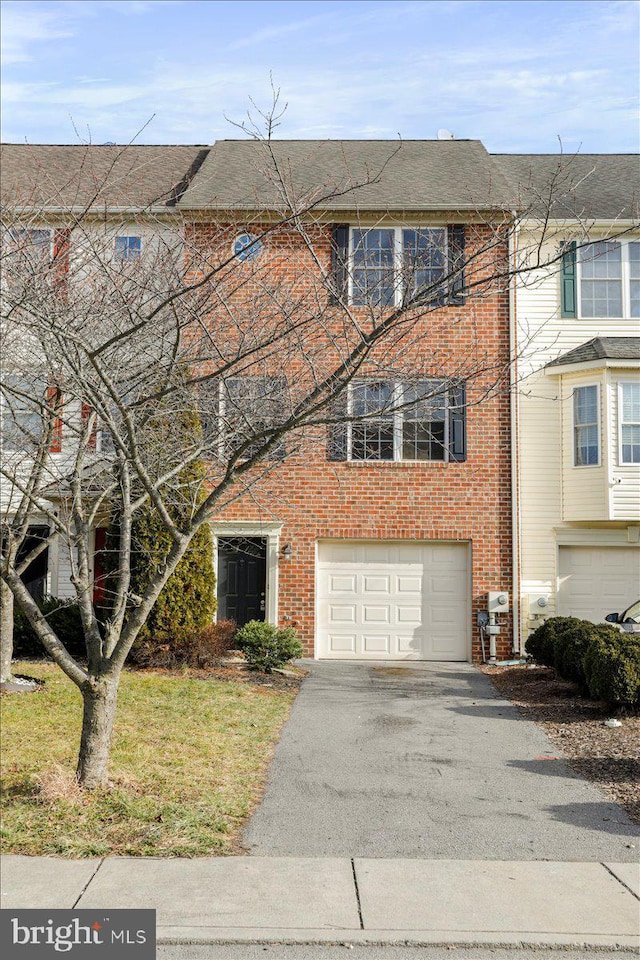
[177,139,517,212]
[493,154,640,220]
[546,337,640,368]
[0,144,209,210]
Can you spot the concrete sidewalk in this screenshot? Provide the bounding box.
[1,855,639,951]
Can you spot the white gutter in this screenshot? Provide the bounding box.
[509,212,521,655]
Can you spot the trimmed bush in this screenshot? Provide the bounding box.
[131,619,237,669]
[553,621,603,686]
[235,620,303,673]
[525,616,586,667]
[13,598,85,661]
[583,629,640,707]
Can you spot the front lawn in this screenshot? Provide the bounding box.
[1,662,299,857]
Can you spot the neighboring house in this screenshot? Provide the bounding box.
[1,143,207,604]
[495,154,640,644]
[175,139,516,661]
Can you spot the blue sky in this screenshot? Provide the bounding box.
[1,0,638,152]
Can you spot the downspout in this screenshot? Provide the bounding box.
[509,213,522,654]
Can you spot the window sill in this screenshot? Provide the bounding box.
[343,459,451,468]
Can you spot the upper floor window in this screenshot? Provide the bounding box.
[350,228,447,307]
[328,379,466,463]
[331,225,465,308]
[212,376,288,461]
[563,240,640,319]
[620,382,640,464]
[114,236,141,260]
[1,376,62,454]
[573,384,599,466]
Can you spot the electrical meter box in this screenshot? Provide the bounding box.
[487,591,510,614]
[527,594,550,615]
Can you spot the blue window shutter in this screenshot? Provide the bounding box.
[330,225,349,304]
[448,382,467,462]
[447,225,466,305]
[561,241,577,318]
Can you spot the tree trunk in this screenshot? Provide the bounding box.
[0,578,15,683]
[76,674,120,789]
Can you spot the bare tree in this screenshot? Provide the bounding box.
[2,118,631,789]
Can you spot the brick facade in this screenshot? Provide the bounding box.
[191,220,513,661]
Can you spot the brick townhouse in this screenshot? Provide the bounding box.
[175,139,516,661]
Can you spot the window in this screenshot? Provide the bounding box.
[620,382,640,464]
[6,229,51,266]
[1,376,61,453]
[350,227,448,307]
[330,379,466,463]
[573,385,599,466]
[575,240,640,318]
[114,236,141,260]
[217,376,288,460]
[232,233,263,262]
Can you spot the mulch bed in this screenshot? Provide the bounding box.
[483,663,640,825]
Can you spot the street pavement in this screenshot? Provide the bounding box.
[1,854,639,952]
[244,661,639,861]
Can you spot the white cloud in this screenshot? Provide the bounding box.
[0,3,72,65]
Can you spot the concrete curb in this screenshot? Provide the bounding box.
[1,855,638,951]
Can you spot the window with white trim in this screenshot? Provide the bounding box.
[578,240,640,318]
[335,379,465,462]
[114,236,142,260]
[216,376,288,461]
[620,382,640,464]
[573,385,599,466]
[350,227,447,307]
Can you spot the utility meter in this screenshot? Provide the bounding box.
[487,591,510,614]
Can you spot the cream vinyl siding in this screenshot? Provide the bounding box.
[561,373,606,521]
[611,374,640,520]
[514,226,640,637]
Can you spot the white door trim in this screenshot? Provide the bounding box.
[210,521,282,625]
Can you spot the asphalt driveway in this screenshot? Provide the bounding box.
[243,661,639,860]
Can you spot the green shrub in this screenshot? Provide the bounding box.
[525,616,586,667]
[235,620,303,673]
[553,621,602,686]
[583,629,640,707]
[131,619,237,669]
[13,598,85,661]
[130,514,217,648]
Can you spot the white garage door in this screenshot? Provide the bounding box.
[317,540,469,660]
[558,546,640,623]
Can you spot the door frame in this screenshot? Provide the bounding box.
[211,521,282,625]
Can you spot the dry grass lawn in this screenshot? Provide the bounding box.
[1,662,299,858]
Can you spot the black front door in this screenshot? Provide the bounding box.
[16,526,49,603]
[217,537,267,626]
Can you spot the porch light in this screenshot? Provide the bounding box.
[282,543,293,557]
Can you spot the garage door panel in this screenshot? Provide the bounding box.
[397,575,421,593]
[326,633,357,654]
[362,634,391,654]
[396,605,422,624]
[317,540,469,661]
[363,605,390,623]
[329,574,357,593]
[558,546,640,623]
[328,604,357,623]
[364,575,390,593]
